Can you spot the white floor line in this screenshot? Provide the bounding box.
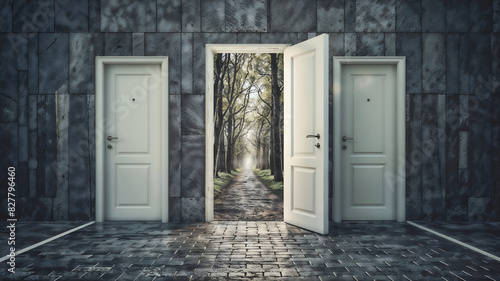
[407,221,500,263]
[0,221,95,262]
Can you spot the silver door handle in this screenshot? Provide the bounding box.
[342,136,354,142]
[107,136,118,141]
[306,134,320,139]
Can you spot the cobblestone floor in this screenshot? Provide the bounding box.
[0,221,499,280]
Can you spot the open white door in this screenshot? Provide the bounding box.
[284,34,329,234]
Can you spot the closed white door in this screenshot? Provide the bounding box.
[284,34,329,234]
[104,64,162,220]
[341,64,397,220]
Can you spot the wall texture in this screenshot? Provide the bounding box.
[0,0,499,222]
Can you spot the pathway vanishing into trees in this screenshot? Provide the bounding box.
[214,169,283,220]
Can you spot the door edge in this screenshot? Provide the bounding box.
[95,56,169,222]
[332,57,406,223]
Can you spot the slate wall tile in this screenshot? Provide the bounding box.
[19,198,52,221]
[355,0,395,32]
[237,33,261,44]
[89,0,100,32]
[169,95,181,198]
[447,34,460,95]
[182,0,201,32]
[101,0,156,32]
[469,0,493,32]
[0,95,18,123]
[406,199,422,220]
[227,0,267,32]
[493,124,500,162]
[407,95,422,201]
[459,131,468,170]
[445,96,460,197]
[53,91,69,220]
[132,33,145,56]
[260,33,297,44]
[19,126,28,163]
[495,0,500,32]
[493,34,500,94]
[0,34,18,101]
[396,0,421,32]
[169,197,181,222]
[329,33,344,56]
[202,0,225,32]
[459,34,470,95]
[18,71,28,126]
[104,33,132,56]
[193,33,237,94]
[459,95,469,129]
[421,95,441,202]
[68,95,91,220]
[70,33,103,94]
[28,34,38,95]
[422,33,446,94]
[0,0,12,32]
[16,36,28,71]
[55,0,88,32]
[468,123,492,198]
[36,96,46,198]
[45,95,57,198]
[422,0,446,32]
[468,197,491,221]
[181,95,205,135]
[493,196,500,221]
[384,33,396,56]
[29,169,36,198]
[356,33,384,56]
[13,0,54,32]
[446,0,468,32]
[182,33,194,95]
[28,130,37,171]
[493,162,500,199]
[18,162,29,198]
[270,0,316,32]
[145,33,181,95]
[396,33,421,94]
[422,198,445,220]
[469,34,491,98]
[446,197,468,222]
[345,33,356,56]
[181,135,205,198]
[181,197,205,222]
[345,0,356,32]
[157,0,182,32]
[318,0,344,32]
[0,124,18,197]
[39,33,69,95]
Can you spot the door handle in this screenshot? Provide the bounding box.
[342,136,354,142]
[107,136,118,141]
[306,134,320,139]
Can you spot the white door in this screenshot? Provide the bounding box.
[104,64,162,220]
[284,34,329,234]
[341,64,397,220]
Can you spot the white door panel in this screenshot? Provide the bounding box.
[284,34,329,234]
[105,64,162,220]
[342,65,396,220]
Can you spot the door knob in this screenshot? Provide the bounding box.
[107,136,118,141]
[342,136,354,142]
[306,134,320,139]
[315,143,320,148]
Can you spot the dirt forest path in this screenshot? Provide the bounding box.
[214,168,284,220]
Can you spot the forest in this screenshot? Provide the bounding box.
[213,53,284,182]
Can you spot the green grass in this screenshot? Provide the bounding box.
[213,169,241,199]
[253,168,283,200]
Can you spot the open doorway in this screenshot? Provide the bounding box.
[212,53,284,220]
[205,36,329,234]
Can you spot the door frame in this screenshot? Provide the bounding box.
[205,44,289,222]
[95,56,169,222]
[332,57,406,223]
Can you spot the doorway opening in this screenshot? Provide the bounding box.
[212,53,284,221]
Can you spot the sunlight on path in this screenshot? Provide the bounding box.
[214,169,283,220]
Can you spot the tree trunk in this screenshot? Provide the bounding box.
[270,53,283,182]
[225,110,233,173]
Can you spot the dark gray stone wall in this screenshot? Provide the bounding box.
[0,0,498,222]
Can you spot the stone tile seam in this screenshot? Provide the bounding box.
[407,221,500,263]
[0,221,95,262]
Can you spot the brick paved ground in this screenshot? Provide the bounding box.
[1,221,499,280]
[214,169,283,221]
